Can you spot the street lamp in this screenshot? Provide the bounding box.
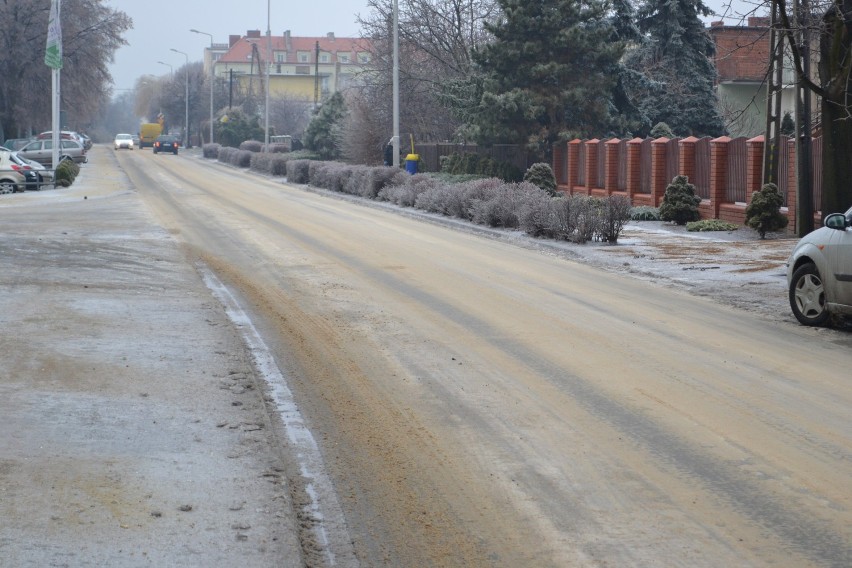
[170,48,189,147]
[190,28,215,145]
[156,61,173,77]
[265,0,271,152]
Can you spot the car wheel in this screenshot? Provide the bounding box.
[0,180,17,194]
[789,263,830,326]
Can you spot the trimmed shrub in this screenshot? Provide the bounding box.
[217,146,237,164]
[659,175,701,225]
[287,160,311,184]
[439,152,523,181]
[202,143,221,159]
[269,155,288,176]
[231,150,252,168]
[686,219,740,232]
[745,183,788,238]
[630,206,660,221]
[523,163,557,196]
[250,152,272,173]
[54,158,80,187]
[240,140,263,152]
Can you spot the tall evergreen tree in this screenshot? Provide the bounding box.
[624,0,724,137]
[303,92,348,160]
[463,0,625,155]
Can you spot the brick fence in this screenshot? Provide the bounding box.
[553,135,822,234]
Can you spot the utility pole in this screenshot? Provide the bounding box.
[763,0,784,186]
[794,0,813,236]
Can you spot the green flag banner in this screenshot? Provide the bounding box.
[45,0,62,69]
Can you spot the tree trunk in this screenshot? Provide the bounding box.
[819,2,852,216]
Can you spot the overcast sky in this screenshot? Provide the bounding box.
[105,0,372,92]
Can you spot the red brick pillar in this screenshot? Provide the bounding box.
[626,137,643,201]
[651,137,669,207]
[567,139,581,194]
[746,135,764,200]
[604,138,620,195]
[710,136,731,219]
[585,138,600,193]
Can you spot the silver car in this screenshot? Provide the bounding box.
[0,150,27,193]
[18,139,87,167]
[787,206,852,326]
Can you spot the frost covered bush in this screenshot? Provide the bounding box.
[469,182,545,228]
[269,155,288,176]
[202,143,220,159]
[287,160,311,184]
[686,219,739,232]
[250,152,272,173]
[217,146,236,164]
[363,166,406,199]
[232,150,252,168]
[379,174,438,207]
[239,140,263,152]
[659,175,701,225]
[598,195,632,243]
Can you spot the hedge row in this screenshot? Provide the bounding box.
[200,145,631,243]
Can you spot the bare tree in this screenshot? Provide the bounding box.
[268,93,313,139]
[0,1,130,138]
[348,0,499,154]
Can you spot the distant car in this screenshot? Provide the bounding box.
[132,134,141,147]
[18,139,87,167]
[153,135,179,155]
[787,206,852,326]
[0,150,27,194]
[114,133,134,150]
[79,133,93,150]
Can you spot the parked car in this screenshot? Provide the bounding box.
[18,139,87,167]
[153,135,179,155]
[132,134,141,147]
[114,133,134,150]
[79,133,93,150]
[0,150,27,194]
[787,206,852,326]
[3,138,34,152]
[10,152,53,189]
[37,130,85,145]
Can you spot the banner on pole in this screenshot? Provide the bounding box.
[45,0,62,69]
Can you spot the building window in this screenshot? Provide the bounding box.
[275,51,285,63]
[319,53,330,63]
[298,51,310,63]
[358,52,370,64]
[338,54,350,64]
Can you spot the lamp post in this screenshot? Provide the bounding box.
[265,0,271,152]
[156,61,173,77]
[190,28,215,145]
[170,48,189,147]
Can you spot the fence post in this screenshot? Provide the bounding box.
[651,137,669,206]
[553,141,566,189]
[679,136,697,184]
[710,136,730,219]
[626,137,643,202]
[567,139,581,194]
[746,135,764,201]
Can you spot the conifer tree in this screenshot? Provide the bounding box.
[624,0,725,137]
[466,0,625,155]
[304,92,347,160]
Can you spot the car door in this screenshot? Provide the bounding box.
[827,219,852,307]
[20,141,46,165]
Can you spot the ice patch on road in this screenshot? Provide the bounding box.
[199,265,358,568]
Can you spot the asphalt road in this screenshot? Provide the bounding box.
[2,146,850,567]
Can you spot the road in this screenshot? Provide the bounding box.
[114,147,850,567]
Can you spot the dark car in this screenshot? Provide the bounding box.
[8,152,44,190]
[153,135,179,155]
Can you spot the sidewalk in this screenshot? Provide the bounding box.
[0,148,302,566]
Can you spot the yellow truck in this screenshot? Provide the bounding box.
[139,123,163,148]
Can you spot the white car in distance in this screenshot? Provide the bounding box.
[114,133,134,150]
